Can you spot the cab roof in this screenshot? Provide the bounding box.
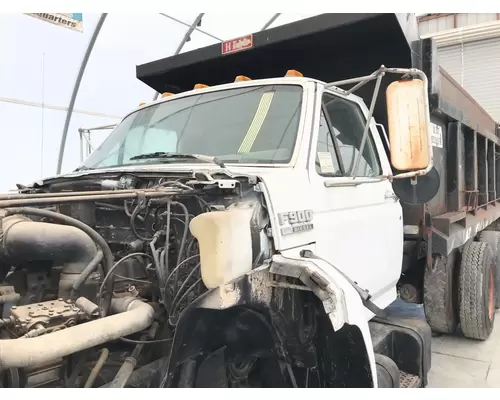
[131,76,321,116]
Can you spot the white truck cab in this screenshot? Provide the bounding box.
[81,72,425,318]
[59,68,430,388]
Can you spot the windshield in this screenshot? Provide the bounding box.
[82,84,303,170]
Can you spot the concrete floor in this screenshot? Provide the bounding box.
[428,310,500,388]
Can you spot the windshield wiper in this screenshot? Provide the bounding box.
[129,152,226,168]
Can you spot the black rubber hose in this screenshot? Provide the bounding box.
[66,352,89,388]
[169,263,200,314]
[163,201,171,287]
[71,250,103,298]
[3,207,114,316]
[97,252,152,311]
[108,323,159,388]
[171,202,189,267]
[99,356,169,388]
[130,202,152,241]
[170,202,189,292]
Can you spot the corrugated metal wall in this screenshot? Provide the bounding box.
[419,13,499,36]
[418,14,500,123]
[437,38,500,122]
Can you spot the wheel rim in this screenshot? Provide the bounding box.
[489,263,495,320]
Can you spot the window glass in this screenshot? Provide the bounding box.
[315,111,341,176]
[82,85,303,169]
[322,93,381,177]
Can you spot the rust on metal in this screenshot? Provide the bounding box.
[417,13,456,23]
[463,190,479,213]
[0,188,182,208]
[489,263,495,321]
[0,189,139,201]
[386,79,430,171]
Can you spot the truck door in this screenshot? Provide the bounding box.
[307,89,403,315]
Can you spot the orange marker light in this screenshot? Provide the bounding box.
[161,92,174,98]
[285,70,303,77]
[235,75,251,82]
[138,102,146,107]
[194,84,209,89]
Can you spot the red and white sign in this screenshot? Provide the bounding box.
[222,35,253,55]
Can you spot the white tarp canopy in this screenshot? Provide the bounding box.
[0,12,321,191]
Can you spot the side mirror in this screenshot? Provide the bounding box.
[386,79,430,172]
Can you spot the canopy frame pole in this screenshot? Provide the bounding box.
[57,13,108,175]
[158,13,222,41]
[152,13,205,101]
[261,13,281,30]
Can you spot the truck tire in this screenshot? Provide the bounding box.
[477,231,500,309]
[423,252,458,334]
[459,241,496,340]
[375,354,400,388]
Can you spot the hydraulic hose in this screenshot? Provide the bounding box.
[71,250,104,298]
[0,298,154,370]
[99,356,169,388]
[108,323,159,388]
[84,348,109,388]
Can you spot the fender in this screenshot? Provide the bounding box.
[270,253,378,387]
[159,255,376,388]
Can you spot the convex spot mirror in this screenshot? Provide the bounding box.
[386,79,430,172]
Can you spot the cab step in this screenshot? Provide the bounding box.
[400,372,421,388]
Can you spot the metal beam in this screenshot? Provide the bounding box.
[57,13,108,175]
[62,13,286,173]
[261,13,281,31]
[0,97,121,119]
[152,13,281,101]
[153,13,205,101]
[158,13,222,42]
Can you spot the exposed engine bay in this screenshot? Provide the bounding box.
[0,170,372,388]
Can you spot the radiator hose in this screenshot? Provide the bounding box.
[0,297,154,370]
[0,207,114,315]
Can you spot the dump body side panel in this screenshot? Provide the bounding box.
[407,38,500,255]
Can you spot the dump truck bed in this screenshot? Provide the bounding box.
[136,13,500,255]
[415,63,500,254]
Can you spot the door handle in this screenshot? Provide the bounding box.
[385,191,399,202]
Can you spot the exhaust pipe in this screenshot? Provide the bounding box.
[0,297,154,369]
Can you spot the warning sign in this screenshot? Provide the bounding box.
[222,35,253,55]
[431,123,443,148]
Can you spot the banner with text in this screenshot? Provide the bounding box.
[25,13,83,32]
